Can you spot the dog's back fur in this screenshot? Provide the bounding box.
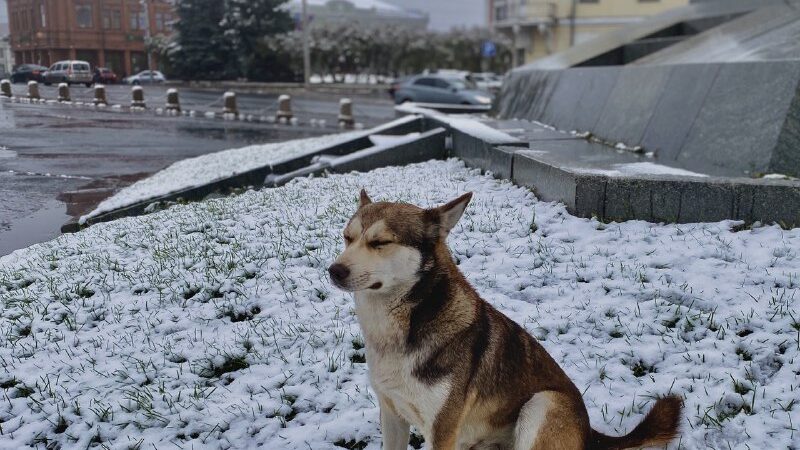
[330,191,682,450]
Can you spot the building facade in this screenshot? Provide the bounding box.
[1,35,12,77]
[6,0,174,77]
[489,0,689,66]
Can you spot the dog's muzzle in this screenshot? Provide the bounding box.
[328,263,350,287]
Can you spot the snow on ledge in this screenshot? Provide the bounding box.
[396,103,519,145]
[574,162,709,178]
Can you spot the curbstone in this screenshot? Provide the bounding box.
[93,85,108,106]
[338,98,354,129]
[57,83,71,102]
[131,86,146,108]
[165,88,180,112]
[28,80,40,100]
[223,91,238,117]
[0,79,11,98]
[276,94,292,122]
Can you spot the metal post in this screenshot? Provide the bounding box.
[141,0,154,81]
[302,0,311,87]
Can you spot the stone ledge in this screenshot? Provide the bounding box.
[511,148,800,226]
[64,116,430,232]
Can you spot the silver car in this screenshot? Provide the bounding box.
[44,60,93,87]
[123,70,167,85]
[392,74,493,106]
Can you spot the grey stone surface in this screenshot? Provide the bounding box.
[518,0,786,70]
[637,4,800,65]
[331,128,446,173]
[497,60,800,178]
[594,65,673,145]
[677,60,800,177]
[511,149,800,226]
[640,63,720,163]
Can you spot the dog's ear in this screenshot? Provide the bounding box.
[359,189,372,208]
[434,192,472,235]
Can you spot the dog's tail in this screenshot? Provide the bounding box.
[587,395,683,450]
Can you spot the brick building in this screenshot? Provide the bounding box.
[6,0,174,77]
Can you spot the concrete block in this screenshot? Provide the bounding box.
[641,63,720,162]
[595,65,673,145]
[331,128,446,173]
[678,61,800,177]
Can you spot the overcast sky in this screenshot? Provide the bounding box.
[387,0,487,31]
[0,0,7,24]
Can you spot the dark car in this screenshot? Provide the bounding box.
[10,64,48,84]
[93,67,118,84]
[392,74,493,106]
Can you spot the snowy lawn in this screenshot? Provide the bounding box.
[1,159,799,449]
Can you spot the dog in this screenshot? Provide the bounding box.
[329,190,682,450]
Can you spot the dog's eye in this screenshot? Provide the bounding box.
[368,240,392,249]
[343,236,353,245]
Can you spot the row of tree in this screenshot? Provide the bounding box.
[155,0,514,82]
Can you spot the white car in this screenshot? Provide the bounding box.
[470,72,504,92]
[123,70,166,85]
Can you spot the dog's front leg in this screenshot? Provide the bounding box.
[379,396,410,450]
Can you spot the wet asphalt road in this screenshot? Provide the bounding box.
[0,84,395,256]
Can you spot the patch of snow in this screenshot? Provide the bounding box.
[368,133,420,146]
[1,159,798,449]
[762,173,798,181]
[395,104,518,144]
[576,162,709,178]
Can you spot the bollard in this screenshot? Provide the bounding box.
[0,79,11,98]
[131,86,146,108]
[28,81,40,100]
[223,91,238,116]
[165,88,180,112]
[93,85,108,106]
[338,98,355,129]
[57,83,71,102]
[276,94,293,122]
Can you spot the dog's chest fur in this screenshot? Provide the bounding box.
[354,293,451,437]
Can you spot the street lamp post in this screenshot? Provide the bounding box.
[302,0,311,87]
[141,0,154,81]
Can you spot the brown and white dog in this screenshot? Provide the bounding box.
[329,190,682,450]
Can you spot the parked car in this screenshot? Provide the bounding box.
[470,72,504,92]
[10,64,48,83]
[392,74,493,106]
[93,67,118,84]
[43,60,93,86]
[123,70,166,85]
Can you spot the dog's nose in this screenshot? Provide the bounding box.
[328,263,350,283]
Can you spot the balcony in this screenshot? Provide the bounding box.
[493,1,557,29]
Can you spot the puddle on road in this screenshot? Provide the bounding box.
[0,199,71,256]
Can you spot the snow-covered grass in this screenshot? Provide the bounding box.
[81,132,358,223]
[2,160,799,449]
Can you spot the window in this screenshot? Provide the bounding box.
[75,4,93,29]
[40,3,47,28]
[129,9,146,30]
[155,12,171,31]
[414,78,438,87]
[102,9,121,29]
[433,79,451,89]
